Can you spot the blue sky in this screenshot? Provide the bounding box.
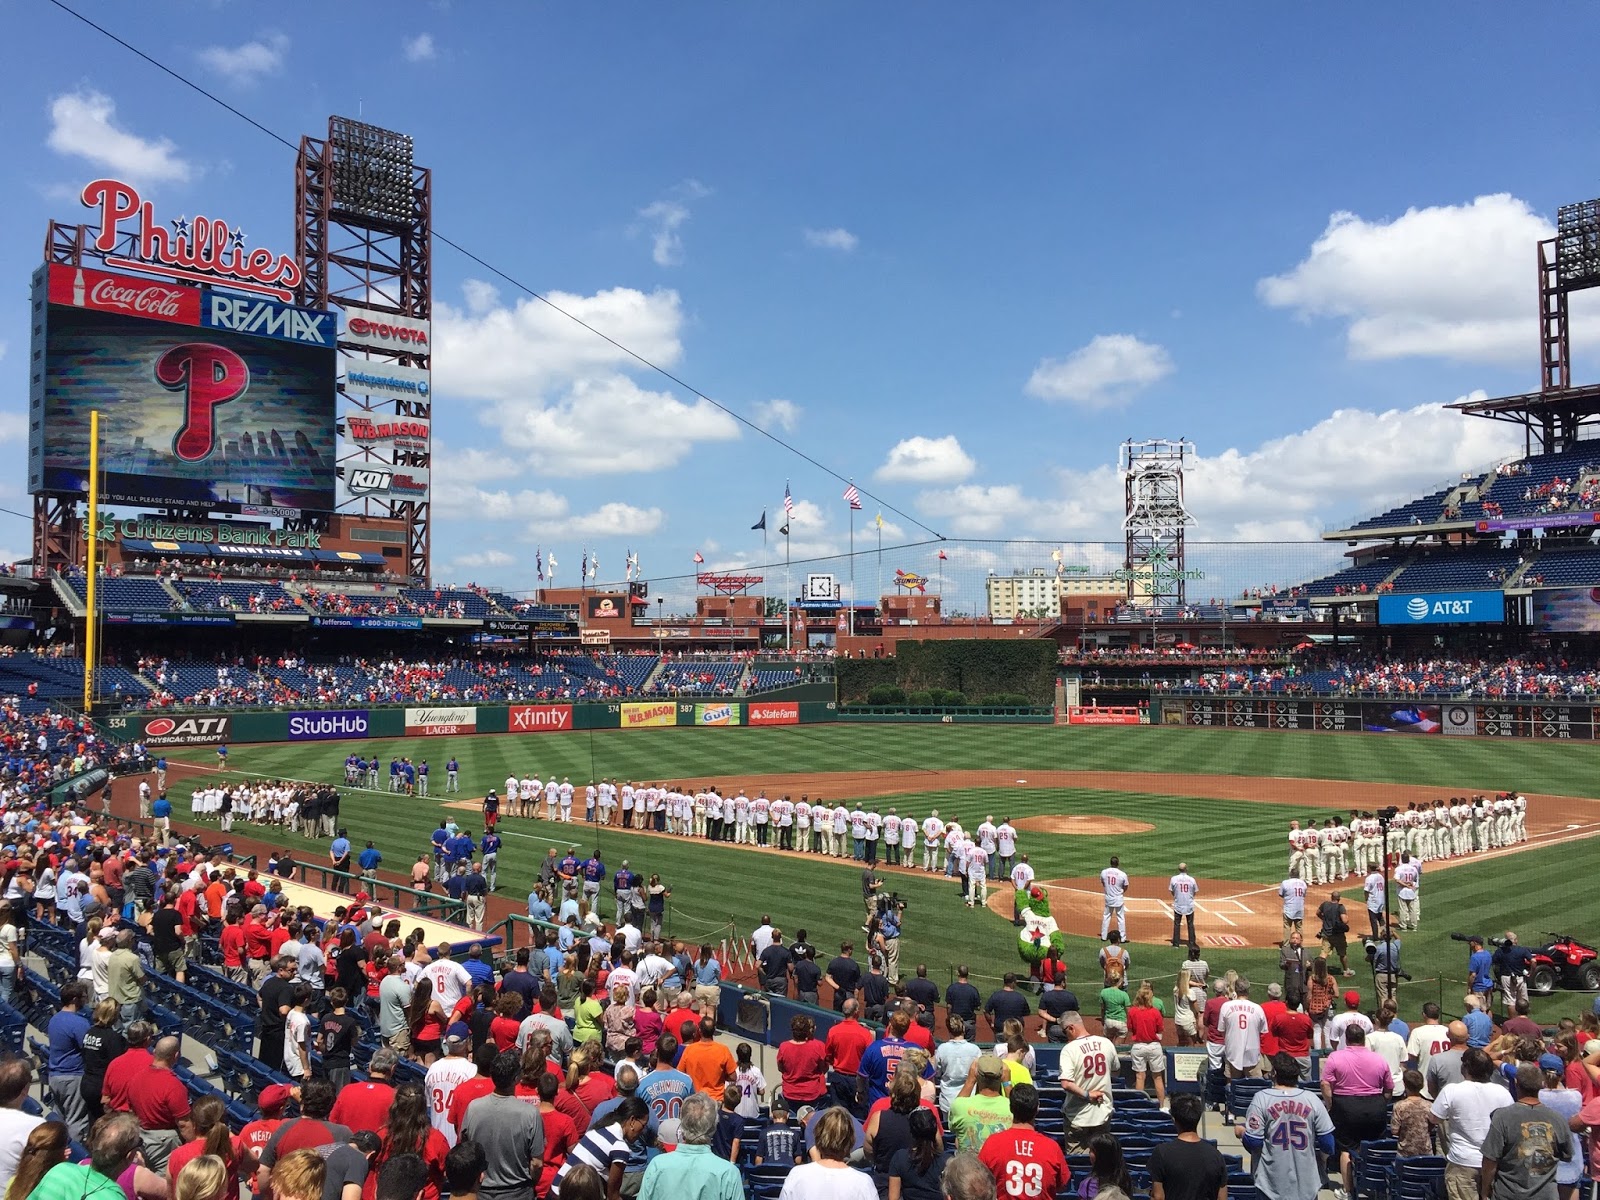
[7,3,1600,604]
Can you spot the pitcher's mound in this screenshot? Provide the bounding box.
[1013,815,1155,836]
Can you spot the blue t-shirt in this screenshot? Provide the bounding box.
[482,835,502,857]
[358,848,383,870]
[711,1110,745,1160]
[1469,949,1494,990]
[528,896,553,921]
[1463,1008,1493,1048]
[330,838,351,860]
[152,798,171,818]
[858,1036,926,1106]
[47,1009,89,1074]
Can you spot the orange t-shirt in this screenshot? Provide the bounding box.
[678,1040,737,1096]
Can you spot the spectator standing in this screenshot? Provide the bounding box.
[776,1015,829,1113]
[1220,980,1268,1079]
[1429,1048,1513,1200]
[1238,1054,1334,1200]
[1126,982,1167,1105]
[1149,1094,1227,1200]
[1391,1070,1433,1157]
[825,999,874,1115]
[1480,1064,1573,1200]
[459,1050,545,1200]
[1321,1027,1394,1198]
[977,1082,1067,1200]
[640,1090,742,1199]
[129,1036,194,1172]
[552,1096,649,1198]
[0,1059,44,1196]
[106,930,146,1030]
[1059,1014,1118,1152]
[779,1106,878,1200]
[983,975,1031,1040]
[26,1110,141,1200]
[1328,991,1372,1053]
[1425,1022,1471,1098]
[332,1048,400,1135]
[46,981,91,1141]
[1279,931,1309,1010]
[933,1016,983,1118]
[944,967,980,1028]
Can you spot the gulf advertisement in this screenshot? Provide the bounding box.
[287,710,370,741]
[405,706,477,736]
[508,705,574,733]
[621,702,677,729]
[694,703,741,726]
[747,702,800,727]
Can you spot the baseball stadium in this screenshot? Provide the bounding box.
[8,10,1600,1200]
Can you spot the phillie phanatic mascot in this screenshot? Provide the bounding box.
[1018,885,1065,969]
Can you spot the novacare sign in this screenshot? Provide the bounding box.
[1377,590,1504,626]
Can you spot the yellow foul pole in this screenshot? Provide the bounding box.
[82,409,99,712]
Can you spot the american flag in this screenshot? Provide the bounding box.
[843,483,862,510]
[783,482,794,518]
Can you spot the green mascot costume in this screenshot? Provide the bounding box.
[1017,885,1065,970]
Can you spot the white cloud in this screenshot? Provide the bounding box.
[460,280,499,314]
[403,33,437,62]
[876,435,975,485]
[47,89,193,186]
[1258,194,1554,363]
[198,34,288,83]
[1024,334,1174,409]
[753,398,801,433]
[803,227,859,252]
[0,412,26,443]
[636,180,711,267]
[434,280,739,475]
[446,550,515,572]
[916,484,1035,536]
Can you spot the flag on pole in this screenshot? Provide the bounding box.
[844,483,862,510]
[783,482,794,518]
[627,551,639,579]
[752,511,766,531]
[779,523,790,537]
[580,550,588,580]
[874,512,883,530]
[547,552,558,579]
[536,549,543,581]
[938,549,948,560]
[589,554,598,579]
[693,551,705,564]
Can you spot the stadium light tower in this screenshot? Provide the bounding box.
[295,117,434,582]
[1119,438,1196,608]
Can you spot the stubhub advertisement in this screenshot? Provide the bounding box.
[287,710,370,740]
[1377,590,1503,626]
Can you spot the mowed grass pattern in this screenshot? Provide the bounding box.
[162,724,1600,1018]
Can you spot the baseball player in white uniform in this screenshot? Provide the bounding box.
[977,816,999,881]
[900,811,916,862]
[966,841,989,907]
[884,810,902,866]
[1169,862,1198,948]
[996,819,1017,878]
[922,811,944,872]
[1287,821,1307,879]
[1010,853,1035,924]
[1100,856,1130,941]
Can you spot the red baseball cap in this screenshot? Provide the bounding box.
[1343,990,1361,1006]
[257,1083,294,1114]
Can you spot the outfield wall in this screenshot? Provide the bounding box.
[1158,697,1597,739]
[106,699,838,747]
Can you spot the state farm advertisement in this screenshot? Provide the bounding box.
[508,705,573,733]
[404,706,477,736]
[747,702,800,727]
[136,714,232,747]
[621,702,678,729]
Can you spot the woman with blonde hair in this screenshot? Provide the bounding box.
[5,1120,69,1200]
[996,1020,1034,1087]
[566,1038,617,1114]
[268,1149,326,1200]
[173,1155,228,1200]
[81,998,125,1123]
[900,1047,938,1107]
[784,1106,876,1198]
[1173,967,1197,1046]
[601,982,636,1055]
[1127,980,1167,1105]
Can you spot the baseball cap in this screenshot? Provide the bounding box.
[1343,990,1361,1006]
[975,1055,1006,1081]
[1540,1053,1565,1073]
[1267,982,1282,999]
[1585,1040,1600,1057]
[257,1083,294,1114]
[354,891,370,903]
[97,927,117,941]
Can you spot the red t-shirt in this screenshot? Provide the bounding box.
[220,926,246,968]
[165,1135,241,1200]
[362,1131,449,1200]
[776,1038,829,1102]
[330,1081,395,1134]
[1260,1001,1288,1056]
[129,1065,191,1132]
[904,1022,933,1052]
[269,928,292,957]
[237,1118,282,1168]
[1203,996,1227,1045]
[535,1107,580,1196]
[242,879,266,903]
[488,1016,521,1052]
[175,890,200,938]
[102,1048,153,1112]
[242,919,272,961]
[826,1019,874,1075]
[1269,1009,1314,1057]
[980,1125,1071,1200]
[446,1076,495,1135]
[575,1073,616,1115]
[1126,1005,1165,1044]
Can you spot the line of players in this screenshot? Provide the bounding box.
[484,776,1025,882]
[1287,793,1529,883]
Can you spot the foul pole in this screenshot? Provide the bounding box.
[82,409,99,711]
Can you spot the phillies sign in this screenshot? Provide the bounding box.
[82,177,302,301]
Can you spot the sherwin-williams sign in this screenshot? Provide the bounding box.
[405,706,476,736]
[287,710,369,740]
[621,702,677,729]
[694,703,740,726]
[1377,590,1503,626]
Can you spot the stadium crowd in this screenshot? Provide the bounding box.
[1164,652,1600,698]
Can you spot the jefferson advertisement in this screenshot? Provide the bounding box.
[621,702,677,729]
[405,706,477,736]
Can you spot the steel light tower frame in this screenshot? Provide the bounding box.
[295,117,433,581]
[1119,438,1195,607]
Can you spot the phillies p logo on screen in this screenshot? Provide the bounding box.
[155,343,251,462]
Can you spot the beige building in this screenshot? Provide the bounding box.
[985,567,1127,618]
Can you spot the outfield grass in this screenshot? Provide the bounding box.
[162,724,1600,1022]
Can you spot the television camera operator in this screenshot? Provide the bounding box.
[868,887,906,985]
[1492,931,1532,1014]
[1363,923,1409,1006]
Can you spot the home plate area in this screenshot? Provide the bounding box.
[989,875,1282,947]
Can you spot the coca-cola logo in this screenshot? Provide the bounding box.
[88,278,187,317]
